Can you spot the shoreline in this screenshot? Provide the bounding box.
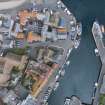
[92,21,104,105]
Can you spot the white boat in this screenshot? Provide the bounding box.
[66,61,70,65]
[92,21,103,39]
[58,70,62,74]
[101,25,105,33]
[64,97,71,105]
[57,0,62,8]
[55,75,59,80]
[67,48,72,57]
[94,48,99,56]
[77,22,82,36]
[53,82,59,91]
[70,20,74,25]
[64,8,68,12]
[57,0,61,5]
[74,40,80,49]
[67,10,72,15]
[60,69,65,76]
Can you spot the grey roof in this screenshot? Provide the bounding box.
[3,39,11,45]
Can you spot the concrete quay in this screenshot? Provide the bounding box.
[92,21,105,105]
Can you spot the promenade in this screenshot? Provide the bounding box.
[92,21,105,105]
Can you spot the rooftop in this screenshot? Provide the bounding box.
[18,10,37,25]
[27,32,42,43]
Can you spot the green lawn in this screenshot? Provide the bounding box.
[8,46,29,55]
[99,94,105,105]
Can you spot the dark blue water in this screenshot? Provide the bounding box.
[48,0,103,105]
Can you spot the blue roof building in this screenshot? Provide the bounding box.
[58,18,65,27]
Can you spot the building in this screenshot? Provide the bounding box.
[3,90,20,105]
[15,32,26,48]
[0,34,3,47]
[0,15,14,38]
[0,58,10,86]
[20,95,36,105]
[2,38,13,49]
[58,17,66,28]
[5,52,27,70]
[0,14,14,48]
[23,45,60,97]
[30,46,64,63]
[18,10,38,26]
[15,9,45,44]
[16,32,25,39]
[41,25,57,41]
[0,52,27,86]
[25,19,44,35]
[27,32,42,43]
[41,12,68,41]
[0,98,4,105]
[14,23,22,34]
[56,28,68,40]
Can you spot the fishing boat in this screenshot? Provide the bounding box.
[53,81,59,91]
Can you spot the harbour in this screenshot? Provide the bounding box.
[0,0,103,105]
[48,0,103,105]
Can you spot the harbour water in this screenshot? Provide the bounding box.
[48,0,104,105]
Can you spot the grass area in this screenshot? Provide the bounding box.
[11,66,20,74]
[8,46,30,55]
[99,94,105,105]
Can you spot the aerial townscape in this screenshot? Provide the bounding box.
[0,0,105,105]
